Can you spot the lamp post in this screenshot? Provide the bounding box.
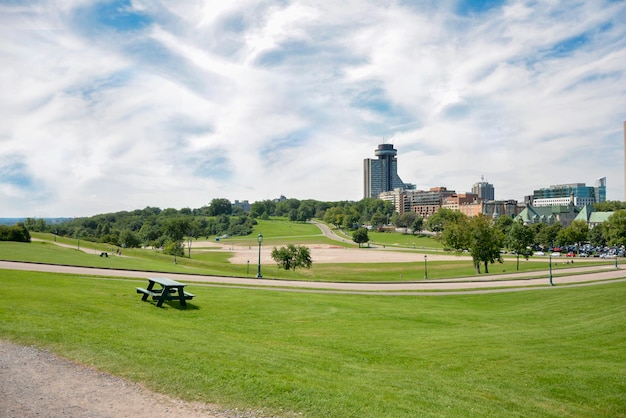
[256,233,263,278]
[616,255,619,270]
[549,253,553,286]
[424,254,428,280]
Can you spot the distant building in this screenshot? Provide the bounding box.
[516,199,580,227]
[471,177,495,200]
[408,187,456,219]
[529,178,606,207]
[574,205,614,228]
[364,143,413,199]
[379,188,409,215]
[456,199,521,219]
[442,193,480,211]
[233,200,251,212]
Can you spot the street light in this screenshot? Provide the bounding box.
[549,253,553,286]
[256,233,263,278]
[424,254,428,280]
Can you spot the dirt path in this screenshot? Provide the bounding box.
[0,340,260,418]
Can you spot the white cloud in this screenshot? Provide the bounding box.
[0,0,625,217]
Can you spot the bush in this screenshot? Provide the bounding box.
[0,223,31,242]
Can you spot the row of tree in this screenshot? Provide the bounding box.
[21,197,399,251]
[434,208,626,274]
[23,200,258,255]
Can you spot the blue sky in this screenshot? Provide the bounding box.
[1,0,625,217]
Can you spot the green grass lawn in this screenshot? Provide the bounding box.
[366,230,444,250]
[1,269,623,417]
[212,218,344,247]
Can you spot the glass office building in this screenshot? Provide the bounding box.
[531,178,606,207]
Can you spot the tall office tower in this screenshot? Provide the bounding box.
[471,176,495,200]
[363,143,407,198]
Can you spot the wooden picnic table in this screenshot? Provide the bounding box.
[136,277,194,307]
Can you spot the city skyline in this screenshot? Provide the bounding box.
[1,1,625,217]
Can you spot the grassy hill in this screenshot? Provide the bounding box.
[1,269,623,417]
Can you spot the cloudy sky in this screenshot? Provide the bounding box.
[1,0,625,217]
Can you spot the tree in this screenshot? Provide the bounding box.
[271,244,313,271]
[342,208,361,230]
[468,215,503,274]
[370,212,387,230]
[323,206,345,227]
[24,217,46,232]
[411,216,424,235]
[494,216,514,236]
[594,201,626,211]
[506,220,534,271]
[250,200,276,218]
[120,229,142,248]
[0,223,31,242]
[603,210,626,246]
[352,227,369,247]
[556,220,588,247]
[426,208,465,233]
[588,225,606,247]
[533,223,561,249]
[441,214,469,252]
[395,212,416,233]
[208,198,232,216]
[164,218,189,261]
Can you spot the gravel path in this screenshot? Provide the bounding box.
[0,340,276,418]
[0,340,257,418]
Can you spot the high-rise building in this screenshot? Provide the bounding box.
[363,143,410,199]
[471,176,495,200]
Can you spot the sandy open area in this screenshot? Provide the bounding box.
[192,240,472,264]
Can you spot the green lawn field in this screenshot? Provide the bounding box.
[1,269,624,417]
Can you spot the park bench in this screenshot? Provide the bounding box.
[136,277,194,307]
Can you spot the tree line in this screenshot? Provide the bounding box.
[15,195,626,267]
[433,208,626,274]
[17,197,396,253]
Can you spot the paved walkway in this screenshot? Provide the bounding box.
[1,260,624,295]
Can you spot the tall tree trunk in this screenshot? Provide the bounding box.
[475,262,481,274]
[516,254,520,271]
[484,261,489,273]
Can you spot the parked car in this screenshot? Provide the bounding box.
[551,252,561,257]
[579,252,589,257]
[533,251,545,256]
[566,252,575,257]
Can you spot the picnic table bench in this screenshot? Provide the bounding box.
[136,277,194,307]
